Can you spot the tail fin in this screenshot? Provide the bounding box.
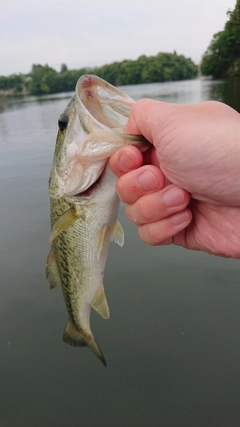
[63,319,107,367]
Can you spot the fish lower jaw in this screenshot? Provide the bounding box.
[65,162,108,199]
[58,175,102,203]
[74,173,103,197]
[49,177,94,199]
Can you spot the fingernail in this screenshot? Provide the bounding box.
[171,211,189,225]
[119,152,136,172]
[163,187,185,207]
[137,170,159,191]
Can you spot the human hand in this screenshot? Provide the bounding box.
[110,99,240,258]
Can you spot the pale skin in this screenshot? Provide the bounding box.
[109,99,240,258]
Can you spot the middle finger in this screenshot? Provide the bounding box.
[116,165,165,204]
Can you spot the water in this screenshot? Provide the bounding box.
[1,78,240,427]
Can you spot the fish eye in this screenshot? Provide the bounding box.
[58,114,68,131]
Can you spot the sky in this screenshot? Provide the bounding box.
[0,0,237,76]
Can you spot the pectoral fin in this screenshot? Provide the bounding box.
[49,207,83,242]
[111,220,124,247]
[91,286,110,319]
[46,247,61,289]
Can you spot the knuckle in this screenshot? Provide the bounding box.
[125,205,140,225]
[116,179,126,201]
[139,221,174,246]
[136,197,154,223]
[138,225,160,246]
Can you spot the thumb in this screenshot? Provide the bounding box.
[125,99,176,168]
[125,99,162,143]
[125,98,183,145]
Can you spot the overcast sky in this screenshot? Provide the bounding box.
[1,0,237,76]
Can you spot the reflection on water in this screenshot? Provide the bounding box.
[0,92,75,115]
[1,77,240,114]
[2,77,240,116]
[1,78,240,427]
[209,77,240,112]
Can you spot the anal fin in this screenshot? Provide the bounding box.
[91,286,110,319]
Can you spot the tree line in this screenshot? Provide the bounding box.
[201,0,240,77]
[0,52,198,96]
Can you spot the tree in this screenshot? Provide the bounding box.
[60,63,68,73]
[201,0,240,77]
[1,53,198,97]
[0,74,25,93]
[28,64,58,95]
[95,53,197,86]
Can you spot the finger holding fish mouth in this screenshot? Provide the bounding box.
[110,146,192,245]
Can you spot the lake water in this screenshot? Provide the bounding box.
[1,78,240,427]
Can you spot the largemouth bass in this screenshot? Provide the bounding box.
[46,74,148,366]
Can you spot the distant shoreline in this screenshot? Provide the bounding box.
[0,77,203,98]
[0,52,198,96]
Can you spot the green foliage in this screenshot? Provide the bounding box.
[60,63,68,73]
[28,64,59,94]
[201,0,240,77]
[0,74,25,94]
[94,52,197,86]
[28,64,91,95]
[0,52,198,96]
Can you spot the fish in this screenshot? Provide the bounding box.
[46,74,149,366]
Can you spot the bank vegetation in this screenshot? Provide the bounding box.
[201,0,240,77]
[0,52,198,96]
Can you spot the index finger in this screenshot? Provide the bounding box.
[109,145,143,177]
